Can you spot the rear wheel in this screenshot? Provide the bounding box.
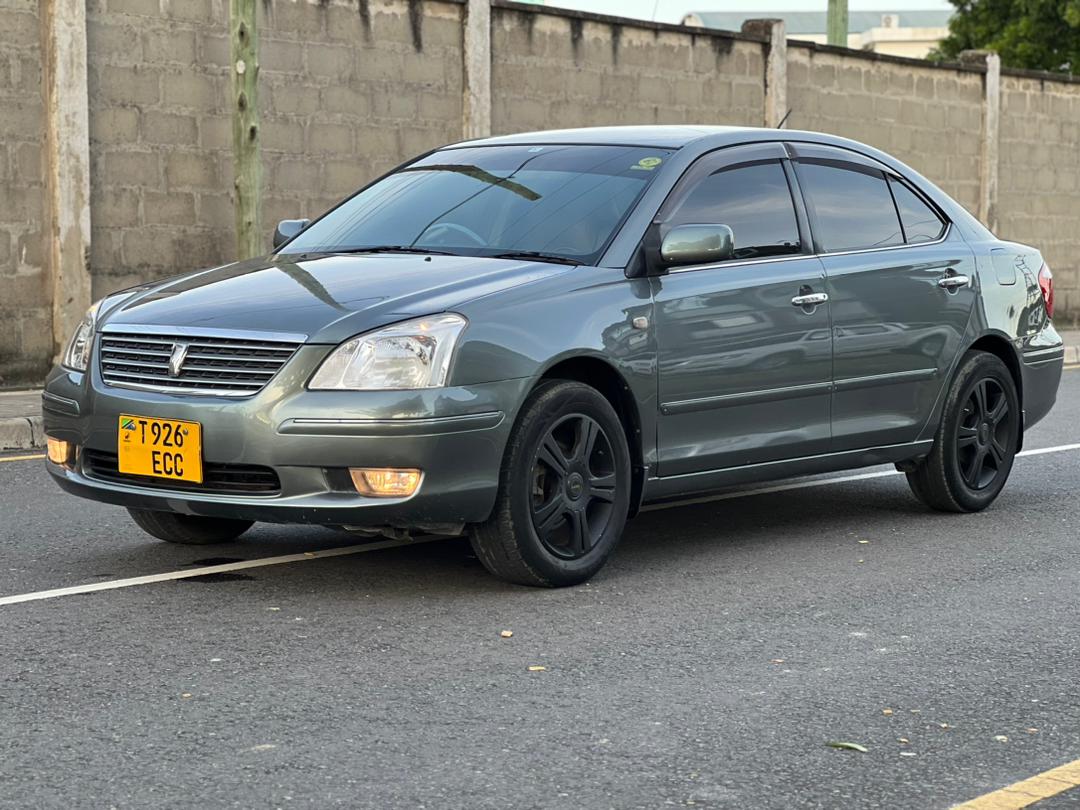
[471,380,631,587]
[127,508,253,545]
[905,351,1020,512]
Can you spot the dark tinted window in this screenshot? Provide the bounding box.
[668,161,800,261]
[281,145,672,265]
[888,176,946,243]
[798,161,904,252]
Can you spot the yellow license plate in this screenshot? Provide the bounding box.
[117,414,203,483]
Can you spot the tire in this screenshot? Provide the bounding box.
[471,380,632,587]
[906,351,1021,513]
[127,507,253,545]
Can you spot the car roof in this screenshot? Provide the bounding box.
[449,125,905,159]
[451,125,755,150]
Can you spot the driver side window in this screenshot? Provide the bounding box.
[667,160,802,261]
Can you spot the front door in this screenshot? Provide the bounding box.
[653,145,833,476]
[789,144,976,450]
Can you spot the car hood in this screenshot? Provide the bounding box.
[99,253,576,344]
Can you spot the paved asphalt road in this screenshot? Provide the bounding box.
[2,370,1079,809]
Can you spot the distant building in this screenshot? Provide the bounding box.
[681,10,952,59]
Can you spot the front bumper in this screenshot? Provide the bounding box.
[42,345,527,528]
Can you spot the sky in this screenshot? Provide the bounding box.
[537,0,954,25]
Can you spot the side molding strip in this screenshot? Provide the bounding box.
[277,411,505,437]
[660,369,938,415]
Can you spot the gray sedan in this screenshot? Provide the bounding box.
[42,126,1064,586]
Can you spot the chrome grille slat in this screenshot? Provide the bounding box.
[99,330,302,397]
[173,365,277,376]
[100,357,170,369]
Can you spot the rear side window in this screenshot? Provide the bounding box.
[667,161,801,261]
[797,161,904,252]
[888,176,947,243]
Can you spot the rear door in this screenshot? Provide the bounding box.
[653,144,833,476]
[789,143,976,451]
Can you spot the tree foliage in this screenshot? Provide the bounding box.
[932,0,1080,73]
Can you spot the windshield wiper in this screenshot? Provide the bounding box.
[331,246,459,256]
[492,251,582,266]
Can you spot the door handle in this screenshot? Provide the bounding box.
[938,274,970,290]
[792,292,829,306]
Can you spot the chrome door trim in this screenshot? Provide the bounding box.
[662,225,953,276]
[665,252,816,275]
[819,224,952,258]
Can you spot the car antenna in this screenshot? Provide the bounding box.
[777,108,793,129]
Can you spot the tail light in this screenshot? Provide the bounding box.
[1038,263,1054,318]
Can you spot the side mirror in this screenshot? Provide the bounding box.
[273,218,310,249]
[659,224,734,268]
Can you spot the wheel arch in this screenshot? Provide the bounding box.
[964,331,1025,450]
[534,354,647,517]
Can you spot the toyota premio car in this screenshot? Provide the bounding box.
[43,126,1064,586]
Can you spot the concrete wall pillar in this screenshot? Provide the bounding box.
[743,19,787,129]
[463,0,491,139]
[41,0,93,359]
[962,50,1000,232]
[982,53,1001,233]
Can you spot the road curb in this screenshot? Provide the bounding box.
[0,415,43,451]
[1066,344,1079,365]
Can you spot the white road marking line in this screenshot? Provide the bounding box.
[0,454,45,463]
[642,441,1080,512]
[1017,441,1080,457]
[0,536,441,607]
[2,441,1079,608]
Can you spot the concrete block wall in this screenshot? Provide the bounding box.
[86,0,236,299]
[998,74,1080,319]
[260,0,465,229]
[491,5,764,133]
[787,44,985,215]
[0,0,51,385]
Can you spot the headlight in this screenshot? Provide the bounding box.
[62,302,100,372]
[309,314,467,390]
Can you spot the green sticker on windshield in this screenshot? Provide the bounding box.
[631,156,663,171]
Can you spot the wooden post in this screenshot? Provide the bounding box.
[230,0,262,259]
[42,0,93,359]
[826,0,847,47]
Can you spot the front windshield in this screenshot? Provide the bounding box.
[280,144,673,265]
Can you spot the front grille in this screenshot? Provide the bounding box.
[82,449,281,495]
[99,331,302,396]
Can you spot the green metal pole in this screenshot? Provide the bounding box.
[230,0,262,259]
[827,0,848,47]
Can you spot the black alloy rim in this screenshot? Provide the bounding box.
[530,414,618,560]
[957,377,1013,491]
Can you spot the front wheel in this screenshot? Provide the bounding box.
[127,508,253,545]
[906,351,1020,512]
[471,380,632,587]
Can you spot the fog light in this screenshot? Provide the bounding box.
[46,437,74,465]
[349,467,422,498]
